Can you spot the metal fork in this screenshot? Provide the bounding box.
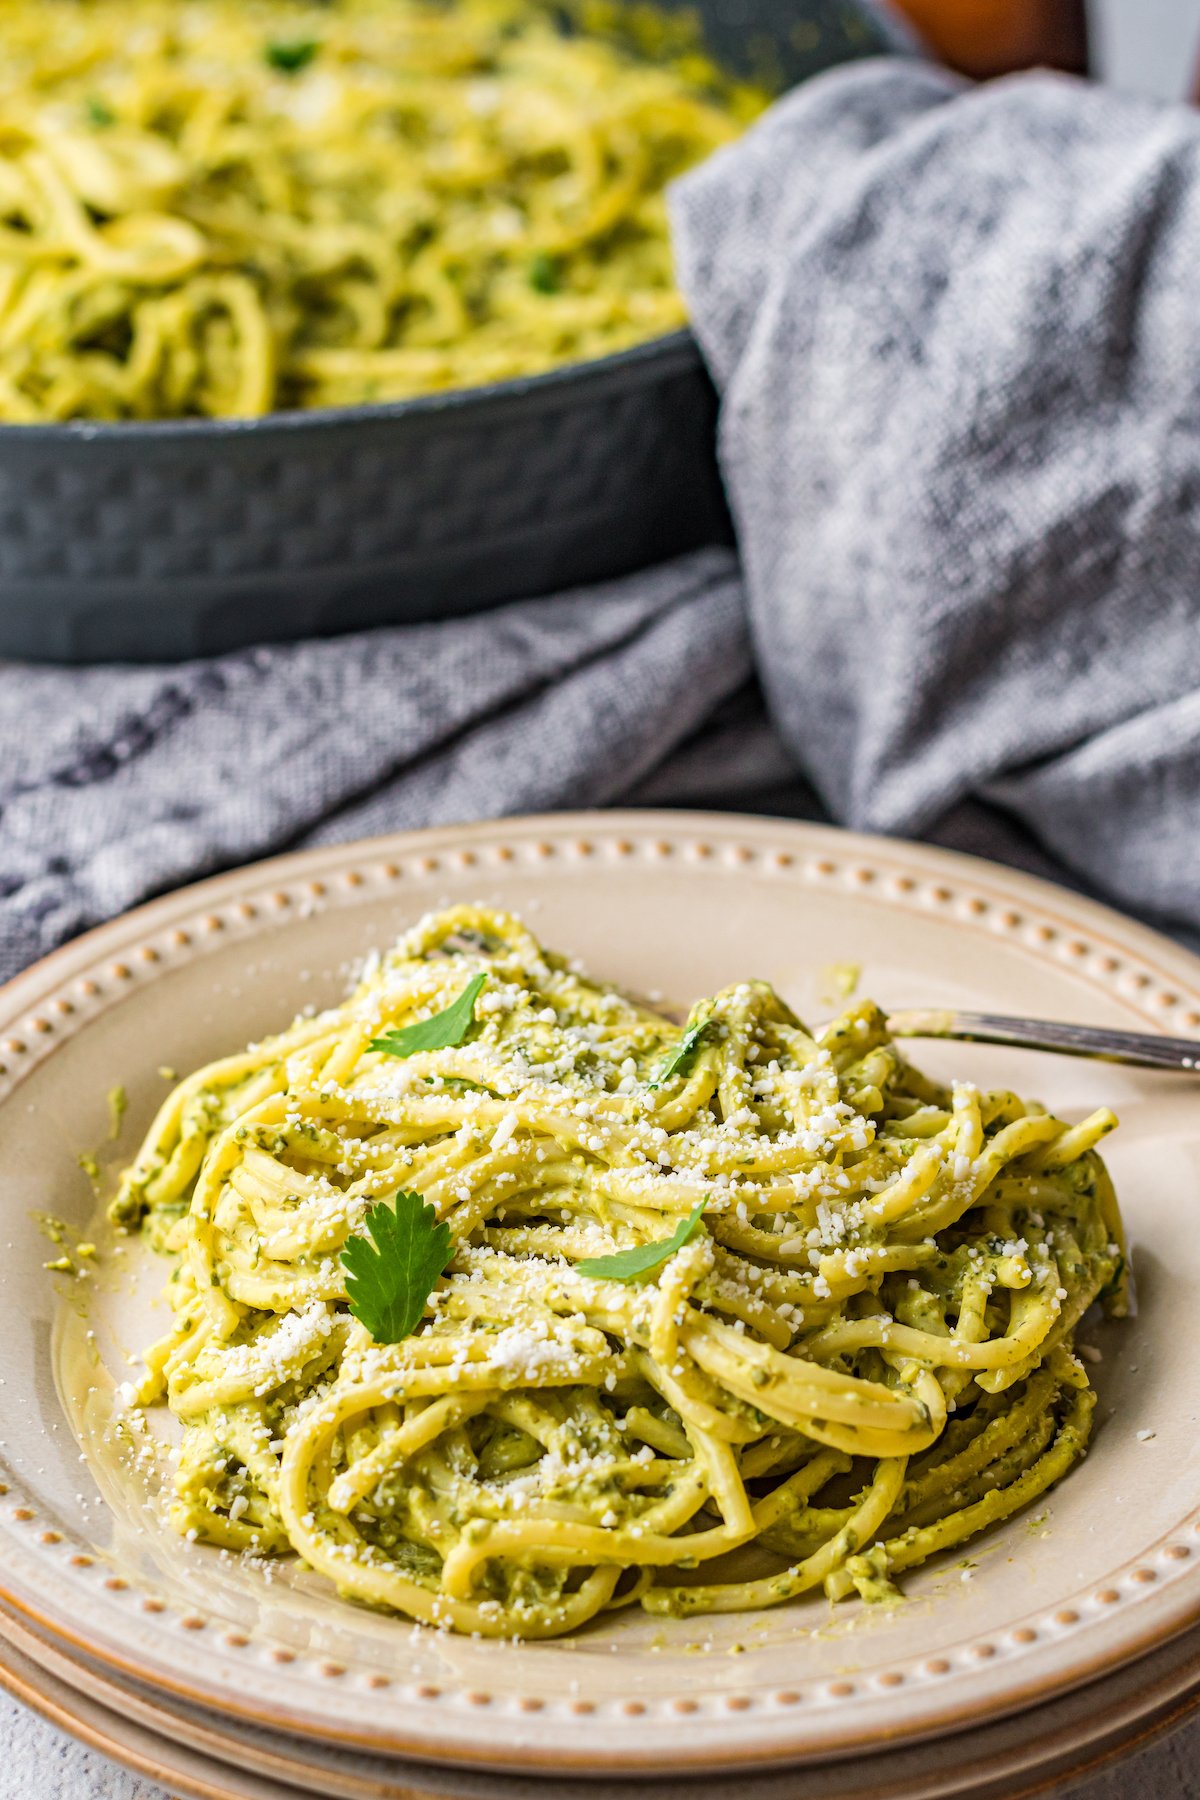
[886,1009,1200,1073]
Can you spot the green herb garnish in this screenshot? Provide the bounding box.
[528,251,562,294]
[264,38,320,72]
[341,1190,452,1343]
[85,95,116,127]
[369,974,487,1058]
[648,1008,714,1089]
[576,1200,706,1282]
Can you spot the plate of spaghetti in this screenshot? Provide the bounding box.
[0,812,1196,1775]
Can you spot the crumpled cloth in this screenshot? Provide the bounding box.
[5,56,1200,1796]
[671,59,1200,942]
[0,553,759,983]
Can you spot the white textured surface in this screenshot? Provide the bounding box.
[0,1698,166,1799]
[1093,0,1197,99]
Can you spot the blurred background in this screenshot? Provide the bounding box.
[889,0,1198,97]
[1091,0,1197,95]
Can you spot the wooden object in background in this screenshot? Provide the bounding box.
[889,0,1090,78]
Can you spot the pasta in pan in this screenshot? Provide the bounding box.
[0,0,760,421]
[113,905,1126,1639]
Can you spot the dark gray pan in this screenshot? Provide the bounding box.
[0,0,908,662]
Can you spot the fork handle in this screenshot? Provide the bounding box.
[886,1009,1200,1072]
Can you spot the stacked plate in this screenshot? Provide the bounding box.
[1,812,1198,1800]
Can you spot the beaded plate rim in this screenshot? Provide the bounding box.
[4,1586,1200,1800]
[0,809,1198,1774]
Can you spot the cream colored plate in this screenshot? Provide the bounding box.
[4,1586,1200,1800]
[0,811,1199,1776]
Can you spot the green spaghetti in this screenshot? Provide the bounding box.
[0,0,760,421]
[113,905,1127,1640]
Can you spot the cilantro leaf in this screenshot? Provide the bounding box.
[369,974,488,1059]
[341,1191,451,1343]
[576,1201,707,1282]
[265,38,320,72]
[648,1007,714,1089]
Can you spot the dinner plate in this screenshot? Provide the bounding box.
[0,811,1198,1776]
[4,1585,1200,1800]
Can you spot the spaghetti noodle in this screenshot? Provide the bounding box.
[0,0,759,420]
[113,905,1127,1639]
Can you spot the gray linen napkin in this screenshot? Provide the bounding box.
[671,59,1200,940]
[0,552,754,984]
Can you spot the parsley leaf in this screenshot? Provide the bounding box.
[265,38,320,72]
[85,95,116,127]
[369,974,488,1059]
[341,1191,451,1343]
[576,1200,707,1282]
[648,1007,714,1089]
